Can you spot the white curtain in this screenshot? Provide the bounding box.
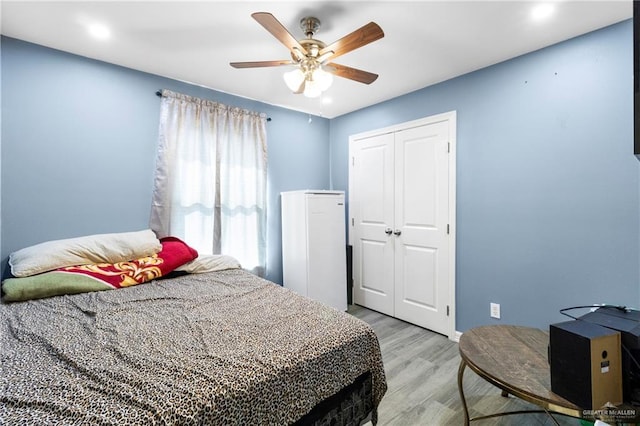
[150,90,268,275]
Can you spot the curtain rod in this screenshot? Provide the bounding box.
[155,90,271,121]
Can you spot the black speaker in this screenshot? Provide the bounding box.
[550,320,623,409]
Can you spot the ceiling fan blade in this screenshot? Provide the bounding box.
[251,12,308,55]
[325,63,378,84]
[230,60,293,68]
[319,22,384,61]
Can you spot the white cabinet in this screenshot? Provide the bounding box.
[281,191,347,311]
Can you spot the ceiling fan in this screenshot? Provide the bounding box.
[230,12,384,98]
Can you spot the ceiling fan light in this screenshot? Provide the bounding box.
[283,68,305,91]
[312,67,333,92]
[303,80,322,98]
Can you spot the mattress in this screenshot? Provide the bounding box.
[0,269,387,425]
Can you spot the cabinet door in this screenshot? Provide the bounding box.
[351,133,395,315]
[306,194,347,311]
[393,121,450,335]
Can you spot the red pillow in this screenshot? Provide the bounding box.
[156,237,199,272]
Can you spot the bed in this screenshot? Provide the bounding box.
[0,232,387,425]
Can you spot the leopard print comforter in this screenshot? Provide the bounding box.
[0,269,387,425]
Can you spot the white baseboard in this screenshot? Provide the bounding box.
[451,331,462,342]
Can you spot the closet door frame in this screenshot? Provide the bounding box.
[348,111,457,341]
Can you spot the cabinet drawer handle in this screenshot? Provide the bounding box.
[394,230,402,236]
[385,228,393,235]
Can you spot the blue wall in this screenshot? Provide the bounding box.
[0,36,330,284]
[330,20,639,331]
[2,20,639,333]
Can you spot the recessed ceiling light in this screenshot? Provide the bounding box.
[531,3,556,22]
[322,97,333,105]
[87,23,111,40]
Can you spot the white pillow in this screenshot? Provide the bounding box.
[175,254,241,274]
[9,229,162,278]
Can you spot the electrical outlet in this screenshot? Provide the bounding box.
[490,303,501,319]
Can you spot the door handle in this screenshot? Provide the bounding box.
[394,229,402,236]
[385,228,393,235]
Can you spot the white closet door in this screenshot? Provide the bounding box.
[351,132,395,315]
[393,121,450,335]
[349,111,456,338]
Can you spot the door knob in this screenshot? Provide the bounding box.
[385,228,393,235]
[394,229,402,236]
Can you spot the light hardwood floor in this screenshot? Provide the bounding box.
[349,305,584,426]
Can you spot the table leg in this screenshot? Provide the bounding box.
[458,359,470,426]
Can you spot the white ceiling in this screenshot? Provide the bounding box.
[1,1,632,118]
